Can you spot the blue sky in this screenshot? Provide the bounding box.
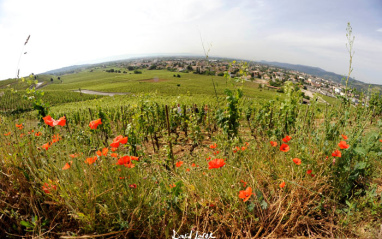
[0,0,381,84]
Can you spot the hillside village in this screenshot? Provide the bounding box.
[95,57,362,105]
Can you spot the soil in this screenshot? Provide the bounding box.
[73,90,130,96]
[139,78,167,83]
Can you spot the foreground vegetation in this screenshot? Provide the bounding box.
[1,63,382,238]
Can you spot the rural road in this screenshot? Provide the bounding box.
[73,89,129,96]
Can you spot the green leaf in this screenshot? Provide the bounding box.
[261,200,268,210]
[20,221,33,228]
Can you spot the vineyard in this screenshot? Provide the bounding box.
[1,67,382,238]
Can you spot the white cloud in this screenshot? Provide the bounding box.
[377,28,382,32]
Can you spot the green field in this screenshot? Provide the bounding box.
[1,66,381,238]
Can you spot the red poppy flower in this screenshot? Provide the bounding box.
[282,135,292,143]
[42,142,51,150]
[209,143,217,149]
[292,158,301,165]
[206,157,211,161]
[379,139,382,143]
[110,153,118,158]
[208,158,226,169]
[241,146,246,151]
[338,141,349,149]
[117,156,132,166]
[307,169,312,175]
[192,163,196,167]
[51,134,61,143]
[85,156,97,165]
[129,184,137,188]
[238,187,252,202]
[213,150,220,155]
[186,168,190,172]
[119,177,125,179]
[176,161,183,167]
[341,134,348,140]
[279,181,286,188]
[69,153,79,158]
[4,132,11,136]
[332,149,341,157]
[110,135,128,148]
[245,142,249,146]
[280,144,290,152]
[42,182,57,194]
[43,115,66,127]
[270,141,277,147]
[20,134,25,138]
[89,118,102,130]
[240,180,247,188]
[16,124,23,129]
[96,150,102,156]
[111,147,118,152]
[34,132,42,136]
[169,184,176,188]
[62,163,71,170]
[124,162,135,168]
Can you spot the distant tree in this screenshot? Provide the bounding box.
[134,70,142,74]
[149,65,157,70]
[58,77,61,81]
[177,74,181,78]
[173,74,176,77]
[50,78,53,82]
[128,66,134,71]
[187,65,193,71]
[123,71,127,74]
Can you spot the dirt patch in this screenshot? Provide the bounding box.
[73,89,130,96]
[139,78,167,83]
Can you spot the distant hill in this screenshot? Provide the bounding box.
[43,64,92,75]
[260,61,381,92]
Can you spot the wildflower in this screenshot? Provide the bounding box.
[307,169,312,175]
[34,132,42,136]
[43,115,66,127]
[42,142,51,150]
[16,124,23,130]
[280,144,290,152]
[129,184,137,188]
[213,150,219,155]
[332,149,341,157]
[42,182,57,194]
[282,135,292,143]
[62,163,71,170]
[99,147,109,156]
[116,156,134,166]
[89,118,102,130]
[270,141,277,147]
[85,156,97,165]
[279,181,286,188]
[192,163,196,167]
[69,153,79,158]
[206,157,211,161]
[241,146,246,151]
[4,132,11,136]
[240,180,247,188]
[239,187,252,202]
[51,134,61,143]
[209,143,217,149]
[124,162,135,168]
[119,177,125,179]
[208,158,225,169]
[379,139,382,143]
[341,134,348,140]
[338,141,349,149]
[111,147,118,152]
[292,158,301,165]
[20,134,25,138]
[110,135,128,148]
[110,153,118,158]
[96,150,102,156]
[169,184,176,188]
[245,142,249,146]
[186,168,190,172]
[176,161,183,167]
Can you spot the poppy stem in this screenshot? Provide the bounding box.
[165,105,174,170]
